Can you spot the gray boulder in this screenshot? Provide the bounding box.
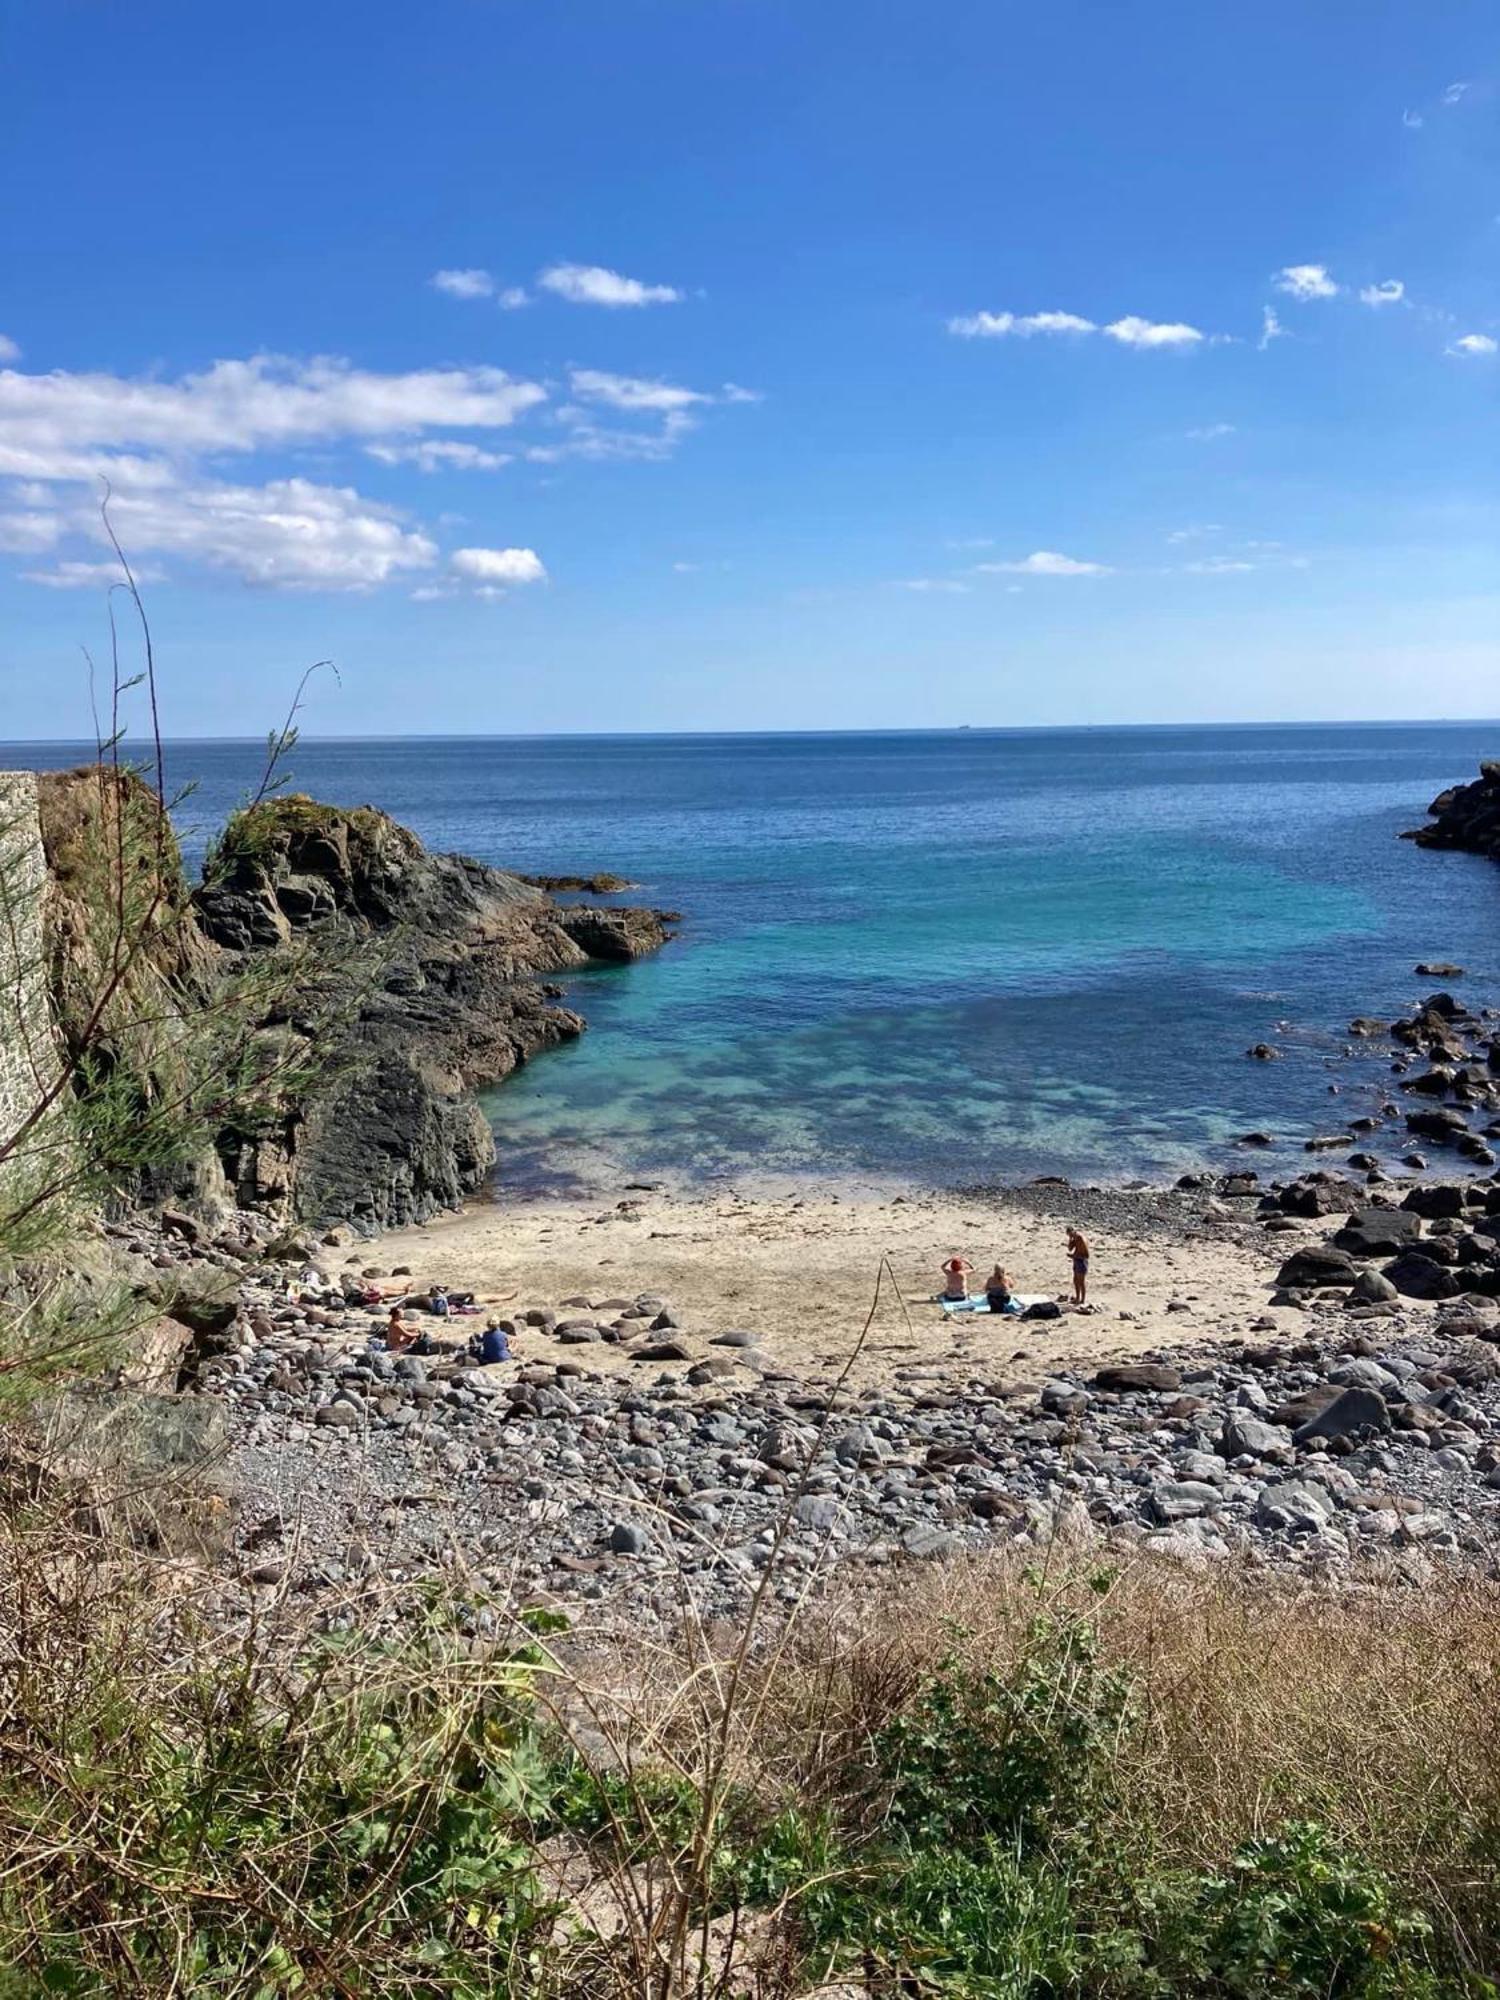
[1292,1385,1391,1445]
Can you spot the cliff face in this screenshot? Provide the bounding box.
[1404,763,1500,859]
[17,777,672,1234]
[197,796,673,1231]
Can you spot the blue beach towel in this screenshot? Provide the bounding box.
[940,1292,1050,1317]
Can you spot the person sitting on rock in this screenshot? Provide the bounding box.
[940,1255,973,1301]
[1066,1229,1090,1306]
[984,1264,1013,1314]
[477,1319,511,1365]
[386,1306,414,1351]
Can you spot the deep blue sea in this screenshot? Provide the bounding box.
[6,726,1500,1196]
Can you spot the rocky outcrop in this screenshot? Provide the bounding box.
[1403,762,1500,858]
[17,776,673,1236]
[195,797,674,1231]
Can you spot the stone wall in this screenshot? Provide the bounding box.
[0,771,56,1187]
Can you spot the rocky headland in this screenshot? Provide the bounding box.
[1403,757,1500,859]
[29,771,674,1234]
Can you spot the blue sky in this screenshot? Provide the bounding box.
[1,0,1496,737]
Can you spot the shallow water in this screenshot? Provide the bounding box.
[6,723,1499,1194]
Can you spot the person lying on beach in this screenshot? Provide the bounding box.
[940,1256,974,1302]
[1066,1229,1090,1306]
[985,1264,1013,1314]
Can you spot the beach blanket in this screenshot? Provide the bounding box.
[940,1292,1051,1317]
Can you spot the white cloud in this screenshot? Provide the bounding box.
[497,286,530,311]
[22,557,167,589]
[1166,524,1222,544]
[949,308,1205,347]
[0,509,60,553]
[366,439,511,472]
[895,577,971,593]
[1257,305,1286,351]
[0,335,20,363]
[948,309,1096,338]
[1274,264,1339,301]
[538,262,682,307]
[431,268,495,299]
[0,354,547,464]
[1182,556,1257,574]
[1402,107,1425,129]
[1186,422,1236,440]
[975,550,1110,577]
[1443,80,1471,105]
[567,368,709,414]
[1449,333,1498,356]
[1360,278,1406,307]
[721,382,762,403]
[1103,315,1203,348]
[95,475,441,589]
[449,545,547,595]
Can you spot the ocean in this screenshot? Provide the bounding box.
[5,725,1499,1196]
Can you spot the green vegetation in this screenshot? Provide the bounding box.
[1,1552,1495,1996]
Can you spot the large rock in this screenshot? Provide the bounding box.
[1292,1385,1391,1445]
[1275,1246,1357,1290]
[1406,1108,1470,1144]
[1381,1252,1464,1301]
[193,798,675,1229]
[1093,1363,1181,1394]
[1333,1209,1422,1258]
[1403,761,1500,859]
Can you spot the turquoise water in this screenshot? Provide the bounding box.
[6,725,1500,1192]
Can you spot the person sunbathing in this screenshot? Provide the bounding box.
[985,1264,1013,1314]
[940,1255,974,1302]
[386,1307,414,1351]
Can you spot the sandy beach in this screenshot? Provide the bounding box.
[368,1178,1294,1392]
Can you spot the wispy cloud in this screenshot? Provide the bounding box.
[948,309,1096,338]
[567,368,709,414]
[366,440,512,472]
[1273,263,1339,301]
[538,262,682,307]
[1449,332,1498,356]
[497,286,530,311]
[949,308,1205,347]
[1257,306,1286,351]
[1104,316,1203,348]
[1360,278,1406,307]
[1443,80,1472,105]
[894,577,972,593]
[974,550,1111,577]
[1182,555,1257,574]
[0,509,60,553]
[23,557,168,589]
[1185,422,1237,440]
[431,267,495,300]
[0,334,20,364]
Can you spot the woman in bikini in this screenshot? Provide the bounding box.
[1066,1228,1090,1306]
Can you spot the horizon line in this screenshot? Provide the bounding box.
[3,716,1500,748]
